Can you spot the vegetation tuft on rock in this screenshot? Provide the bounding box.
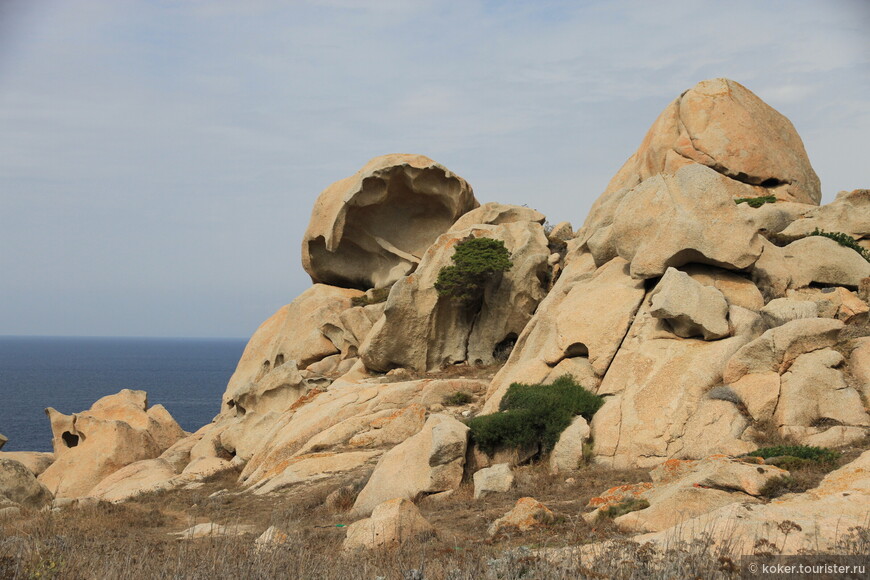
[746,445,841,464]
[435,237,513,306]
[809,228,870,262]
[734,195,777,208]
[468,375,603,455]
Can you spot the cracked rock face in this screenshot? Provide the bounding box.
[302,154,478,290]
[604,78,821,204]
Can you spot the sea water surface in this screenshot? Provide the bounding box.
[0,336,246,452]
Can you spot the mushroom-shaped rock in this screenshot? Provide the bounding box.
[37,389,185,499]
[343,498,434,551]
[351,414,468,516]
[0,458,53,509]
[302,154,478,290]
[603,78,821,205]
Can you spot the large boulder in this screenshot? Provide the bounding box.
[483,254,643,412]
[488,497,554,537]
[37,390,185,499]
[238,378,485,491]
[360,220,550,372]
[87,458,179,502]
[549,416,591,473]
[351,414,468,516]
[302,154,478,290]
[600,78,820,205]
[779,189,870,242]
[221,284,364,415]
[598,164,767,278]
[0,459,53,509]
[449,202,544,231]
[343,498,434,551]
[591,294,764,468]
[649,267,730,340]
[473,463,514,499]
[0,452,54,477]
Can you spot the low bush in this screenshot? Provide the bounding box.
[745,445,841,464]
[600,498,650,519]
[443,391,474,406]
[809,228,870,262]
[468,375,604,455]
[734,195,777,208]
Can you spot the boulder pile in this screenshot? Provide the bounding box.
[3,78,868,558]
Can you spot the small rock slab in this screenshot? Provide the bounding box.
[488,497,554,537]
[473,463,514,499]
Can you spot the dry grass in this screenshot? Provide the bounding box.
[1,456,868,579]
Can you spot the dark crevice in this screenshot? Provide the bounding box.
[61,431,80,448]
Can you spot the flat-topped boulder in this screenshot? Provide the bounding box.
[302,154,478,290]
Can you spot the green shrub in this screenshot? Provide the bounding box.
[435,237,513,306]
[600,498,650,519]
[468,375,604,455]
[758,475,801,499]
[734,195,777,208]
[745,445,840,464]
[808,228,870,262]
[443,391,473,406]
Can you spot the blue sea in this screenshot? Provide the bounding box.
[0,336,247,452]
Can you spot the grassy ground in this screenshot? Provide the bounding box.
[2,450,867,579]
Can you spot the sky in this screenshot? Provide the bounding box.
[0,0,868,339]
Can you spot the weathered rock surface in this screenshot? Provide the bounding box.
[0,434,6,450]
[38,390,185,499]
[549,416,590,473]
[632,450,870,554]
[302,154,478,290]
[592,296,762,468]
[484,254,642,412]
[343,498,434,550]
[174,522,256,540]
[473,463,514,499]
[488,497,554,536]
[449,202,544,231]
[351,414,468,516]
[607,165,766,279]
[760,298,819,328]
[0,452,54,477]
[649,267,730,340]
[88,458,179,502]
[361,220,549,372]
[600,78,821,205]
[255,526,290,550]
[0,458,53,509]
[221,284,364,415]
[584,456,786,533]
[779,189,870,242]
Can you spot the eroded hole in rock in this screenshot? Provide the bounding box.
[493,334,518,362]
[274,354,285,368]
[61,431,80,448]
[760,178,783,188]
[564,342,589,358]
[255,360,271,382]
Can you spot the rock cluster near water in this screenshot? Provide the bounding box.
[2,78,868,556]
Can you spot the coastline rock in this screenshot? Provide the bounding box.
[0,434,6,450]
[0,452,54,477]
[38,389,185,499]
[0,458,53,509]
[88,458,179,502]
[302,154,477,290]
